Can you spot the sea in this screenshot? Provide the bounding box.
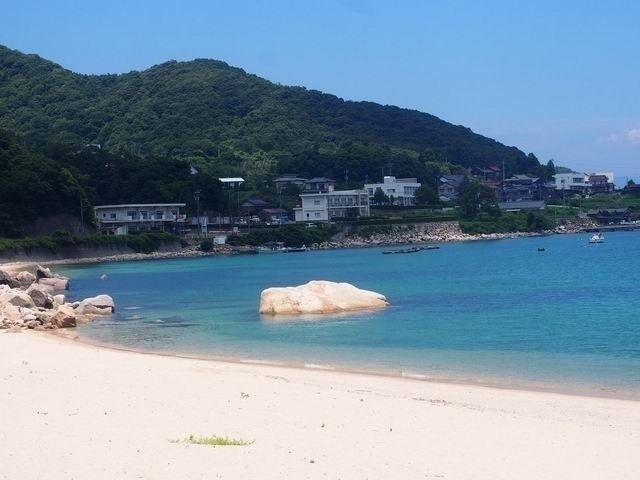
[56,231,640,399]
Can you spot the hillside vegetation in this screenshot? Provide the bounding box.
[0,44,559,239]
[0,44,541,185]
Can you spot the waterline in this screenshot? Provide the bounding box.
[58,232,640,399]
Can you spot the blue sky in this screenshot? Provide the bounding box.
[2,0,639,184]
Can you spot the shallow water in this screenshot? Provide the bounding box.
[58,231,640,398]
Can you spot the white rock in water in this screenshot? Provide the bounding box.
[259,280,388,315]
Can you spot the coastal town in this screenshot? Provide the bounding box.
[2,11,640,480]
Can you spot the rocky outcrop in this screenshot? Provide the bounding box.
[73,294,115,315]
[259,280,388,316]
[0,265,113,330]
[35,265,70,292]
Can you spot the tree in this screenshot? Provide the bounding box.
[458,178,480,219]
[478,184,501,218]
[546,159,556,178]
[458,178,500,219]
[414,185,440,205]
[373,187,389,205]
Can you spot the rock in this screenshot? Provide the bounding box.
[51,305,77,328]
[0,270,20,288]
[0,303,23,325]
[26,284,54,309]
[0,266,112,330]
[75,294,115,314]
[35,265,54,279]
[259,280,388,315]
[14,271,37,288]
[37,276,69,292]
[53,294,65,306]
[0,290,36,309]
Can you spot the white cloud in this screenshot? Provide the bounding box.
[596,128,640,144]
[626,128,640,143]
[596,133,620,144]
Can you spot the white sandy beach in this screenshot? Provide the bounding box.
[1,332,638,480]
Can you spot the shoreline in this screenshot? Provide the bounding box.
[3,226,637,404]
[0,219,596,272]
[62,328,640,402]
[2,330,639,479]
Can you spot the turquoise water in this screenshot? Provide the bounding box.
[58,231,640,398]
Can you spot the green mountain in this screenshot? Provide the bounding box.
[0,44,540,184]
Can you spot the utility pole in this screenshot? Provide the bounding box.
[79,198,85,234]
[194,190,201,236]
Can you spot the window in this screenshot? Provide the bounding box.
[140,211,148,220]
[110,213,116,219]
[314,212,321,218]
[155,211,163,219]
[314,199,321,205]
[127,210,136,219]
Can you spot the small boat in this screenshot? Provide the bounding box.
[382,246,422,254]
[537,247,546,252]
[255,241,286,253]
[284,245,309,253]
[589,233,604,244]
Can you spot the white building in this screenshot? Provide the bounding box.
[294,190,370,223]
[94,203,186,235]
[364,176,421,206]
[553,172,590,192]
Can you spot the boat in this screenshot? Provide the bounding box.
[382,245,440,254]
[382,246,422,254]
[589,233,604,244]
[255,241,286,253]
[284,245,309,253]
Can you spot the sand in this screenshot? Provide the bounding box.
[1,332,638,480]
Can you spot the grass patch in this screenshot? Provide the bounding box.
[170,434,254,447]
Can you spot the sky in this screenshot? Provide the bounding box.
[2,0,639,185]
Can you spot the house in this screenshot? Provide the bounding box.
[94,203,186,235]
[552,172,589,193]
[502,175,544,202]
[438,175,465,202]
[294,190,370,223]
[258,208,289,224]
[587,208,632,224]
[471,166,502,182]
[587,174,613,193]
[274,174,307,192]
[303,177,335,193]
[364,176,421,206]
[240,198,270,216]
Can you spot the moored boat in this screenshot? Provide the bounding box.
[589,233,604,244]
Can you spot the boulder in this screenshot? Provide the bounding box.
[0,290,36,309]
[26,284,54,309]
[15,270,37,288]
[35,265,54,279]
[37,276,70,292]
[51,305,78,328]
[0,303,23,327]
[74,294,115,315]
[259,280,388,316]
[53,294,66,306]
[0,270,20,289]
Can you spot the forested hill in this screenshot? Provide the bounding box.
[0,44,540,182]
